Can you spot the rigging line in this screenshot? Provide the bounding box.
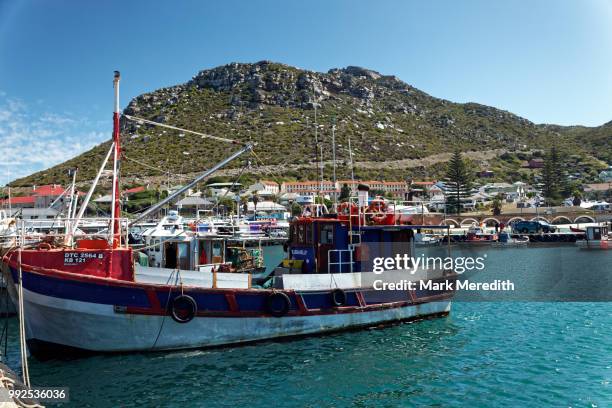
[123,114,240,145]
[122,154,192,181]
[210,160,249,214]
[249,149,266,169]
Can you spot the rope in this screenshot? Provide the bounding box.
[150,268,182,350]
[209,160,250,215]
[249,149,266,169]
[123,114,240,145]
[122,154,192,181]
[0,368,43,407]
[0,278,9,361]
[17,246,30,388]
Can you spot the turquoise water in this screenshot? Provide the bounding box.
[3,246,611,407]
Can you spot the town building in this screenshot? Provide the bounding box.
[248,181,280,197]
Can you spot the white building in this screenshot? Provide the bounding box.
[248,181,280,197]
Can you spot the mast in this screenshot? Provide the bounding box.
[331,116,337,209]
[313,85,322,198]
[110,71,122,247]
[64,168,77,243]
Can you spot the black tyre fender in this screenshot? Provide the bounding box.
[169,294,197,323]
[331,288,347,307]
[266,292,291,317]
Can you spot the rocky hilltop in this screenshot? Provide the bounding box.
[12,61,610,186]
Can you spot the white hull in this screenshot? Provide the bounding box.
[576,240,610,249]
[18,288,451,353]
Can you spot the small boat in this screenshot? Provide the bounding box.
[461,225,498,244]
[575,225,611,250]
[493,231,529,246]
[414,231,441,246]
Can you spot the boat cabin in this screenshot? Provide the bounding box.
[286,217,415,274]
[586,225,609,241]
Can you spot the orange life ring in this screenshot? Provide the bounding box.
[367,200,389,224]
[37,242,52,250]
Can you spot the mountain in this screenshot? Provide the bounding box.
[11,61,610,187]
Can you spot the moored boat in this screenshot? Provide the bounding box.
[0,73,456,359]
[575,225,611,250]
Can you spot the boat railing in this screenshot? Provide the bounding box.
[14,218,131,248]
[344,197,442,232]
[327,248,354,273]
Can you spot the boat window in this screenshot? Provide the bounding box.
[304,223,313,244]
[198,240,209,265]
[177,243,190,270]
[320,224,334,244]
[212,241,223,263]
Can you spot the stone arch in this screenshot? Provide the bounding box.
[529,216,550,222]
[459,217,479,227]
[440,218,459,227]
[574,215,596,223]
[482,217,501,226]
[551,216,572,225]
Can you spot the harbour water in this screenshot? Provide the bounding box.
[2,245,610,407]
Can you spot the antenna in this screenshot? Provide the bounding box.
[7,167,11,216]
[348,133,355,183]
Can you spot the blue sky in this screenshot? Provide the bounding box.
[1,0,612,184]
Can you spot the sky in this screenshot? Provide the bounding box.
[1,0,612,184]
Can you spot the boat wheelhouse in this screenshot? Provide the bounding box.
[575,225,611,249]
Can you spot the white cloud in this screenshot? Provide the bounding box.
[0,94,108,185]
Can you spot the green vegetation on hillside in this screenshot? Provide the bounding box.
[11,61,610,188]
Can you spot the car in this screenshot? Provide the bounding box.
[512,220,556,234]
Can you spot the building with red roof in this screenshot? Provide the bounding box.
[0,196,37,209]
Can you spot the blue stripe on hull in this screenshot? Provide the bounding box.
[13,267,151,308]
[11,267,452,316]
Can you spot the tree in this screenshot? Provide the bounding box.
[492,194,502,216]
[252,193,259,212]
[339,184,351,202]
[290,202,302,217]
[444,150,473,215]
[572,190,582,207]
[541,147,566,206]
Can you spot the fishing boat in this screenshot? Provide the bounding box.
[0,73,456,359]
[575,225,611,250]
[460,224,498,244]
